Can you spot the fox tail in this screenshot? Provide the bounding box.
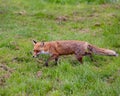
[88,44,118,57]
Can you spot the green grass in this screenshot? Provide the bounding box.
[45,0,120,4]
[0,0,120,96]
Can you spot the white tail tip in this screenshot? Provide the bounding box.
[115,53,119,57]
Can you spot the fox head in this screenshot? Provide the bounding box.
[32,40,50,58]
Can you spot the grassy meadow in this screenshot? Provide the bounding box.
[0,0,120,96]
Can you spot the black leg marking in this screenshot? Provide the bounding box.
[55,57,58,65]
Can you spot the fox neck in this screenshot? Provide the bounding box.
[40,50,50,55]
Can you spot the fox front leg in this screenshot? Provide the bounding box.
[76,56,83,64]
[75,50,83,64]
[45,54,59,66]
[55,57,59,65]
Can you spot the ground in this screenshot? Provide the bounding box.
[0,0,120,96]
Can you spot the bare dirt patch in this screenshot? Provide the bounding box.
[56,16,68,23]
[15,10,27,15]
[101,4,112,9]
[36,71,42,78]
[80,28,90,33]
[0,64,14,73]
[94,23,101,27]
[0,64,14,86]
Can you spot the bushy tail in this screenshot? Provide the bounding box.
[88,44,118,56]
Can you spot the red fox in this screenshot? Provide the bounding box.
[32,40,118,66]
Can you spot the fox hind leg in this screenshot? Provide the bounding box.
[89,53,93,61]
[77,56,83,64]
[84,52,93,61]
[75,54,83,64]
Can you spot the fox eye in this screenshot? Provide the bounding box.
[36,50,39,52]
[33,50,39,53]
[37,50,40,52]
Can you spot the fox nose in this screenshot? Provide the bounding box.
[33,55,36,58]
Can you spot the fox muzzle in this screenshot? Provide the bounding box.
[33,55,36,58]
[33,53,40,58]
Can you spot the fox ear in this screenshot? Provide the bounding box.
[33,40,37,45]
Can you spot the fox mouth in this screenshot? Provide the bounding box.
[33,51,41,58]
[33,55,37,58]
[33,54,40,58]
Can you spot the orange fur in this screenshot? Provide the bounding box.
[33,40,118,66]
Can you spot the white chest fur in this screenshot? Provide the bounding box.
[40,50,50,55]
